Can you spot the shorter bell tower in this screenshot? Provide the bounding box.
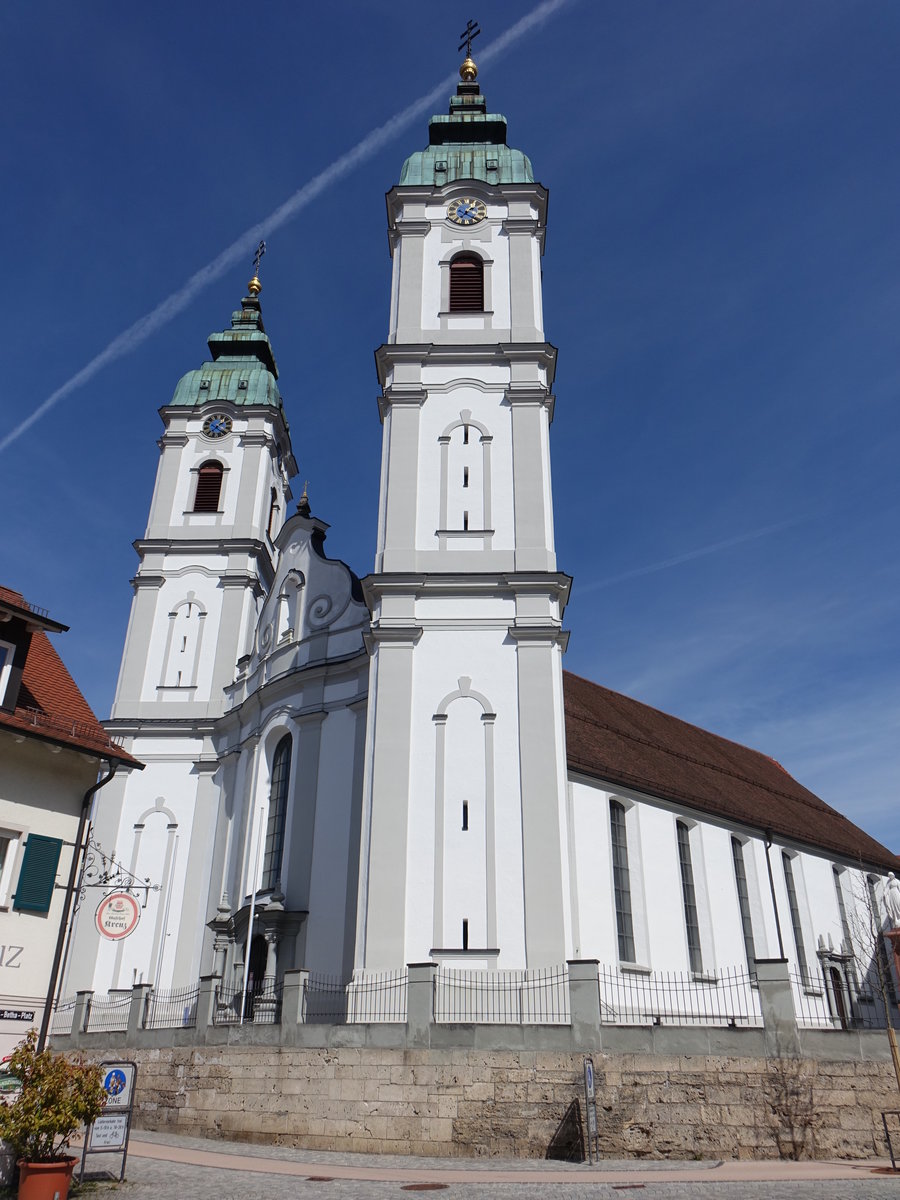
[70,269,297,994]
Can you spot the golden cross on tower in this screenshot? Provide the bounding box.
[458,19,481,81]
[248,240,267,296]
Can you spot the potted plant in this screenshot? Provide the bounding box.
[0,1030,105,1200]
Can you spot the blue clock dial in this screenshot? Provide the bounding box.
[448,197,486,226]
[202,413,232,439]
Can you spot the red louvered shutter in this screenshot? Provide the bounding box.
[193,462,224,512]
[449,256,484,312]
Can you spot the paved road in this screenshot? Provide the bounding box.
[72,1132,900,1200]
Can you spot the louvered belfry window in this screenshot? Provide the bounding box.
[193,462,224,513]
[449,254,484,312]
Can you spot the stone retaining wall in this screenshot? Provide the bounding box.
[111,1044,898,1160]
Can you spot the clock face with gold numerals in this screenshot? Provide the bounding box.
[202,413,232,439]
[447,197,487,226]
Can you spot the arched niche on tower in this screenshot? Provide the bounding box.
[437,410,493,545]
[160,595,207,689]
[431,677,497,956]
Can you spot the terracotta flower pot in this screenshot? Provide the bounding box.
[16,1156,78,1200]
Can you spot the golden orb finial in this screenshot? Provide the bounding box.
[459,55,478,82]
[247,275,262,296]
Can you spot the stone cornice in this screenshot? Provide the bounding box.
[375,342,558,389]
[363,626,424,652]
[132,536,273,560]
[386,181,548,228]
[362,572,572,606]
[507,625,570,650]
[103,716,219,738]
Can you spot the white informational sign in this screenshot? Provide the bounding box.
[95,893,141,941]
[101,1064,135,1109]
[81,1060,138,1184]
[89,1114,128,1151]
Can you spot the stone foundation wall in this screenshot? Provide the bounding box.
[115,1045,898,1160]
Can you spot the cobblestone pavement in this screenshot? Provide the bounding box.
[69,1131,900,1200]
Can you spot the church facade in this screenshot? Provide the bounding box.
[66,60,899,1026]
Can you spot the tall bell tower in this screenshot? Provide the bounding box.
[359,48,572,970]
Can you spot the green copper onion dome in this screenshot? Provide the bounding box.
[168,290,285,412]
[399,76,533,186]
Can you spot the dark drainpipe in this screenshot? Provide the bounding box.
[38,760,120,1052]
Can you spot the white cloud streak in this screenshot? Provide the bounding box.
[578,514,811,594]
[0,0,575,456]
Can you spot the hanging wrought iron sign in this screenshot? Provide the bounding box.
[95,892,141,940]
[76,836,160,916]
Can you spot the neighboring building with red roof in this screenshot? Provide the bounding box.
[0,587,139,1054]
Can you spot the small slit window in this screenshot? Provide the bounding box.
[449,254,484,312]
[266,487,279,537]
[193,462,224,513]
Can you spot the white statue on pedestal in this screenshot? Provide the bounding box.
[884,872,900,930]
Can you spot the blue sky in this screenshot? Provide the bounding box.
[2,1,898,851]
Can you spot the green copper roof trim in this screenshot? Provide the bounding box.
[168,293,285,412]
[169,363,284,409]
[400,143,533,186]
[399,82,534,186]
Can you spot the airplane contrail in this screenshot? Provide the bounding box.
[0,0,574,456]
[577,516,811,594]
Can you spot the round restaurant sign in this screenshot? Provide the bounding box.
[95,892,140,940]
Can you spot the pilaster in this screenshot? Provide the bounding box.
[361,628,421,969]
[755,958,801,1056]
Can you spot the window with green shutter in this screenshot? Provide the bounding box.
[13,834,63,913]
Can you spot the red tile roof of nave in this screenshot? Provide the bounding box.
[0,628,139,767]
[563,670,898,871]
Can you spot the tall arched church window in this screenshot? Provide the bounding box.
[609,800,635,963]
[262,735,291,890]
[193,461,223,513]
[676,821,702,974]
[731,837,757,971]
[449,254,484,312]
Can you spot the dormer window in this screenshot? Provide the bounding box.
[449,254,484,312]
[193,462,223,513]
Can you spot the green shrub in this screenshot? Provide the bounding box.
[0,1031,105,1162]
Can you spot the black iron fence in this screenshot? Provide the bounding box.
[597,964,763,1027]
[83,991,131,1033]
[144,984,199,1029]
[433,965,570,1024]
[304,969,408,1024]
[213,977,283,1025]
[791,967,900,1031]
[50,996,77,1035]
